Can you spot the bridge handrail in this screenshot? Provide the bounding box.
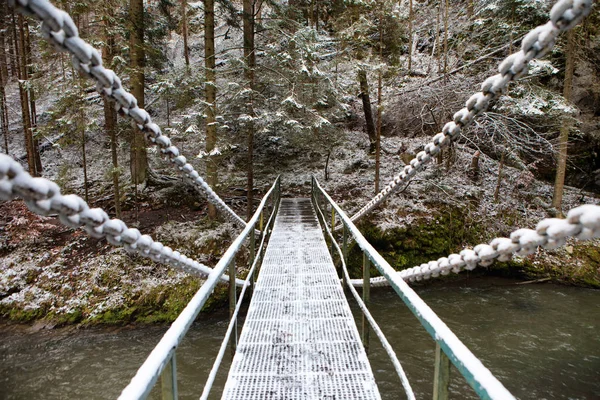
[311,185,416,400]
[118,176,281,400]
[312,177,515,400]
[199,187,279,399]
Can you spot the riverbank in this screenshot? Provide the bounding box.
[2,195,599,326]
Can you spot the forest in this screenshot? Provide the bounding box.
[0,0,599,325]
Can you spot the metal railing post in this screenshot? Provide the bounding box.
[342,225,348,288]
[433,343,451,400]
[160,353,178,400]
[362,252,370,352]
[275,179,281,215]
[315,189,321,214]
[249,228,256,292]
[259,210,264,232]
[229,259,237,355]
[330,208,336,255]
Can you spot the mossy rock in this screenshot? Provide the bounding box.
[347,205,484,278]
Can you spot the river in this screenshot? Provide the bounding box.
[1,278,598,399]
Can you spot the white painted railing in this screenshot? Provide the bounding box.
[118,177,280,400]
[312,177,516,400]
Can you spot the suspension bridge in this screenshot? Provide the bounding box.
[2,0,599,398]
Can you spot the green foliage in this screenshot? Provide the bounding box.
[346,204,485,278]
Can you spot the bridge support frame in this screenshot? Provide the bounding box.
[362,253,371,352]
[330,208,336,255]
[342,226,348,288]
[433,342,451,400]
[249,227,256,291]
[229,260,238,355]
[160,353,178,400]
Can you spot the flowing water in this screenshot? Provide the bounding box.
[1,278,598,399]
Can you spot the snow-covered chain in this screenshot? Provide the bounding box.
[8,0,246,228]
[351,203,600,287]
[350,0,593,224]
[0,153,244,285]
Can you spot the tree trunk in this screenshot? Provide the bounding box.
[7,10,17,78]
[0,5,7,154]
[509,4,515,54]
[80,100,89,203]
[205,0,218,219]
[0,85,7,155]
[16,14,36,176]
[407,0,413,73]
[494,151,505,203]
[467,0,473,19]
[103,2,121,218]
[469,150,480,180]
[315,0,319,31]
[181,0,190,66]
[434,5,441,74]
[243,0,256,220]
[0,2,8,85]
[129,0,148,186]
[24,18,41,174]
[443,0,449,76]
[358,69,376,153]
[375,10,383,193]
[552,30,576,212]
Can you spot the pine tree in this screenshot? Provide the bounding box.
[103,0,122,218]
[0,2,8,85]
[129,0,148,186]
[16,14,39,176]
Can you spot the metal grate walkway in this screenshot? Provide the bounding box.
[222,198,381,399]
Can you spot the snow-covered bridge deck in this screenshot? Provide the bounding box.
[222,198,381,399]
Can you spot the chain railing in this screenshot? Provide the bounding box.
[313,177,515,400]
[9,0,246,228]
[349,0,592,224]
[0,153,248,285]
[118,176,280,400]
[348,202,600,287]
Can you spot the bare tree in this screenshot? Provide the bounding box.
[407,0,413,73]
[358,68,376,153]
[552,30,576,212]
[181,0,190,66]
[205,0,218,219]
[243,0,256,220]
[375,6,384,193]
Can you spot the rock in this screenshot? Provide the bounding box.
[565,245,574,255]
